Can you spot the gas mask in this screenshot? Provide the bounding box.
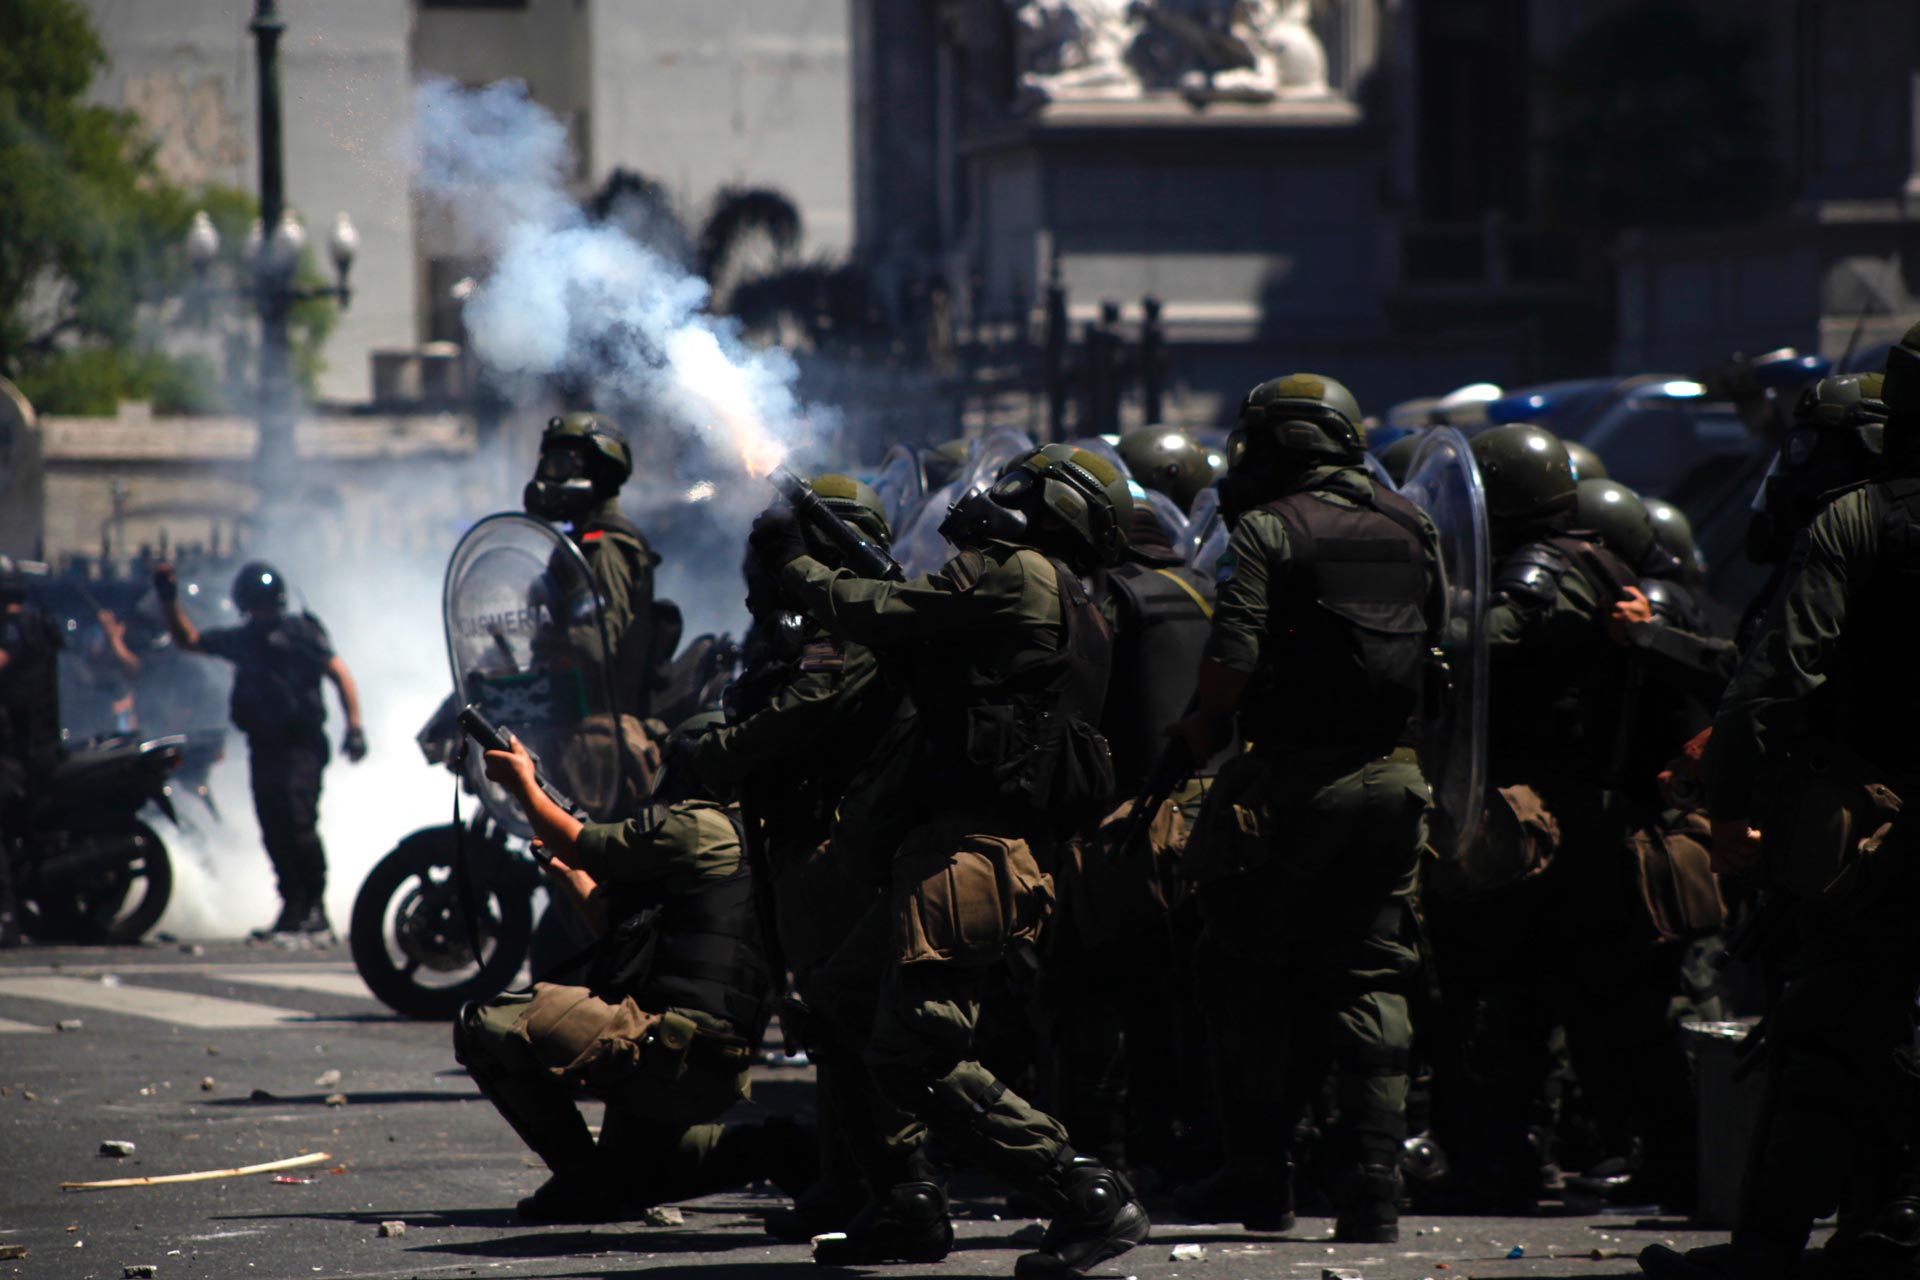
[523,445,602,524]
[938,485,1029,551]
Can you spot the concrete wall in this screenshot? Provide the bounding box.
[81,0,419,404]
[587,0,854,254]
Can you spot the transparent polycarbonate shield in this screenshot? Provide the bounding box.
[1397,427,1490,864]
[1362,450,1398,492]
[870,443,926,539]
[1135,487,1192,549]
[1189,507,1230,582]
[1185,488,1222,561]
[442,513,623,838]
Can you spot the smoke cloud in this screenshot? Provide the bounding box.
[410,78,815,475]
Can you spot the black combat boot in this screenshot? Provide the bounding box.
[1331,1163,1402,1244]
[1172,1158,1296,1232]
[516,1171,633,1224]
[1636,1242,1797,1280]
[811,1178,952,1265]
[1014,1148,1150,1278]
[287,899,333,938]
[252,896,302,940]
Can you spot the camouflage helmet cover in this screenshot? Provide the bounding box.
[1236,372,1366,461]
[992,442,1134,565]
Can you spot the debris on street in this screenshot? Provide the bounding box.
[123,1266,156,1278]
[1169,1242,1207,1261]
[98,1140,136,1157]
[377,1221,405,1238]
[57,1020,82,1032]
[0,1244,27,1260]
[640,1205,684,1226]
[62,1150,332,1190]
[323,1093,347,1107]
[313,1069,340,1087]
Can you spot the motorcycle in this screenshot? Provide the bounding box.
[8,730,223,944]
[351,513,740,1020]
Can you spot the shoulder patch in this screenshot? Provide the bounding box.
[797,638,846,673]
[946,548,990,593]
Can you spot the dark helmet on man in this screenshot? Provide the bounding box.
[525,412,633,523]
[1116,429,1214,511]
[1643,496,1697,579]
[1231,373,1366,466]
[804,473,893,557]
[232,561,289,614]
[1563,439,1609,482]
[941,443,1133,568]
[1468,424,1577,527]
[1573,478,1655,569]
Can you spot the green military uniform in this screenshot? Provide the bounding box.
[454,800,795,1219]
[1186,461,1439,1239]
[780,545,1081,1179]
[753,443,1150,1277]
[573,496,661,719]
[1642,480,1920,1279]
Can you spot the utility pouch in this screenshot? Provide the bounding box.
[1061,792,1186,949]
[891,820,1053,966]
[1625,810,1726,946]
[1425,784,1561,902]
[1184,751,1277,885]
[547,995,664,1094]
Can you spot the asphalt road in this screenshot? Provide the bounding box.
[0,941,1742,1280]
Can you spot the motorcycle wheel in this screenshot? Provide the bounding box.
[349,825,533,1020]
[21,821,174,945]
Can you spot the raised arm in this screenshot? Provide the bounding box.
[151,564,203,651]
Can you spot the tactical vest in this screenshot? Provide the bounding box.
[599,827,774,1038]
[1099,563,1214,793]
[1829,478,1920,776]
[1246,486,1434,760]
[914,548,1116,830]
[577,510,668,718]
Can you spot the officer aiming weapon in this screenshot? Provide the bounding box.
[769,465,907,582]
[457,705,578,860]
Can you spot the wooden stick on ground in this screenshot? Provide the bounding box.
[61,1150,332,1191]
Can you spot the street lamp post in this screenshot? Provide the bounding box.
[251,0,294,496]
[185,1,356,506]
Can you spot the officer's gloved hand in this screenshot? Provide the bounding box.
[152,563,178,604]
[749,506,807,571]
[342,724,368,763]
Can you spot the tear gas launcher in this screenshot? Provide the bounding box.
[769,464,906,582]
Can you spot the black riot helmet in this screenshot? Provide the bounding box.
[1117,429,1214,511]
[1573,479,1656,569]
[941,444,1133,569]
[524,412,633,523]
[232,561,289,615]
[1747,373,1888,563]
[1220,373,1365,518]
[1469,424,1577,528]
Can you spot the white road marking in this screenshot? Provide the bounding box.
[207,968,376,1001]
[0,976,320,1029]
[0,1015,49,1034]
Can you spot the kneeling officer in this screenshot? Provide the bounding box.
[456,722,809,1223]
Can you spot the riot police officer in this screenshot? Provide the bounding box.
[676,474,904,1241]
[462,726,810,1223]
[525,413,663,721]
[749,444,1150,1278]
[1640,327,1920,1280]
[153,561,366,937]
[1172,374,1443,1243]
[0,557,63,948]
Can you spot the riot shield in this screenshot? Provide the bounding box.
[1397,427,1490,864]
[870,443,926,541]
[442,513,628,837]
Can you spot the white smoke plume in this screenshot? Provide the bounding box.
[410,78,813,475]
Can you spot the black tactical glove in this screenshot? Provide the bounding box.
[342,725,368,763]
[749,505,808,571]
[152,564,179,604]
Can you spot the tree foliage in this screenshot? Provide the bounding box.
[0,0,332,415]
